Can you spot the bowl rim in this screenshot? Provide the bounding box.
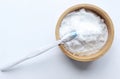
[55,4,114,62]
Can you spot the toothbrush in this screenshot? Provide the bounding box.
[1,31,77,72]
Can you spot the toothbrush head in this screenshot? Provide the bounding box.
[61,30,77,43]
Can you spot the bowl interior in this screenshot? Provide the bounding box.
[55,4,114,61]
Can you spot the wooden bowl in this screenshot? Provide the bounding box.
[55,4,114,62]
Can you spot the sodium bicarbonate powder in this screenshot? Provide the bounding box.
[59,9,108,56]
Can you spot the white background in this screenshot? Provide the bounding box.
[0,0,119,79]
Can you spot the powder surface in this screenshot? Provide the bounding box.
[59,9,108,56]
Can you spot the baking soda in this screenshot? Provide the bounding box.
[59,9,108,56]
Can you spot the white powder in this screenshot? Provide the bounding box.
[59,9,108,56]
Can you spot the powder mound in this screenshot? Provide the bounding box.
[59,9,108,56]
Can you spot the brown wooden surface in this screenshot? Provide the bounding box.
[55,4,114,62]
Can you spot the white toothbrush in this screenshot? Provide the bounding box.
[1,31,77,72]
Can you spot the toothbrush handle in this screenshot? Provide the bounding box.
[1,40,61,72]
